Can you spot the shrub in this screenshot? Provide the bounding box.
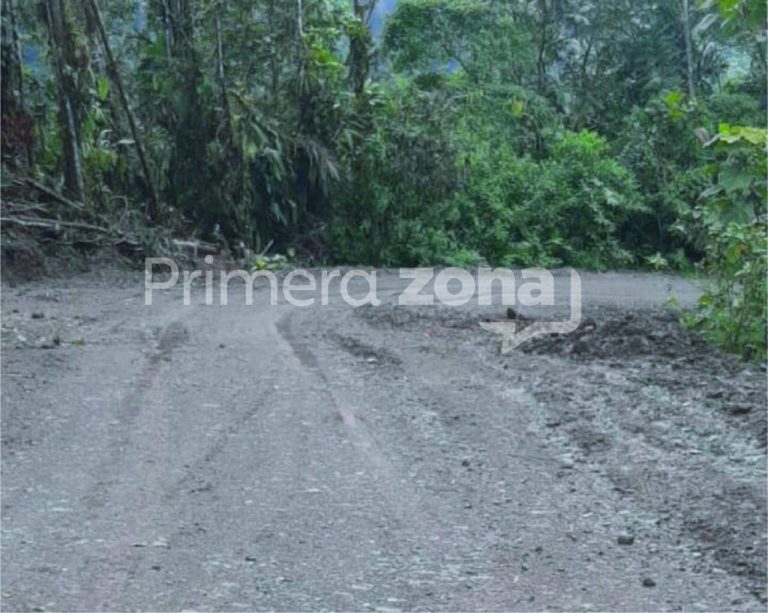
[686,124,767,360]
[457,130,645,268]
[616,92,712,261]
[688,218,767,360]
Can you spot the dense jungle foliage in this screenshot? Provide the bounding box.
[1,0,766,358]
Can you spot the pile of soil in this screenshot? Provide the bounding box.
[521,309,712,361]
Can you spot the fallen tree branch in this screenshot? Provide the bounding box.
[1,200,50,215]
[18,177,84,211]
[1,216,114,234]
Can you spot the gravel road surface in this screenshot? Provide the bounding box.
[2,268,765,611]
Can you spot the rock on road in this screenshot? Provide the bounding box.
[1,269,766,611]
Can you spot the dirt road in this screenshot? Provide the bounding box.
[1,269,765,611]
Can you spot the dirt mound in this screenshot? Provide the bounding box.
[522,309,713,361]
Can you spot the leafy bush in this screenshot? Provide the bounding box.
[616,92,712,261]
[689,218,767,360]
[458,130,645,268]
[707,88,764,126]
[686,124,767,360]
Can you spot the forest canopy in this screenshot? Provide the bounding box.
[1,0,766,357]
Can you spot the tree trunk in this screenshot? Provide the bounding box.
[213,8,237,165]
[268,0,279,101]
[160,0,175,58]
[535,0,554,94]
[1,0,23,115]
[43,0,85,201]
[348,0,374,100]
[681,0,696,100]
[86,0,160,221]
[296,0,304,40]
[214,9,231,136]
[1,0,34,168]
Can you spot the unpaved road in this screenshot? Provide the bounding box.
[1,269,766,611]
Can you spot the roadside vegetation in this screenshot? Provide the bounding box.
[1,0,765,358]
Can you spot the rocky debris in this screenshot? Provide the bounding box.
[617,533,635,545]
[726,404,753,416]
